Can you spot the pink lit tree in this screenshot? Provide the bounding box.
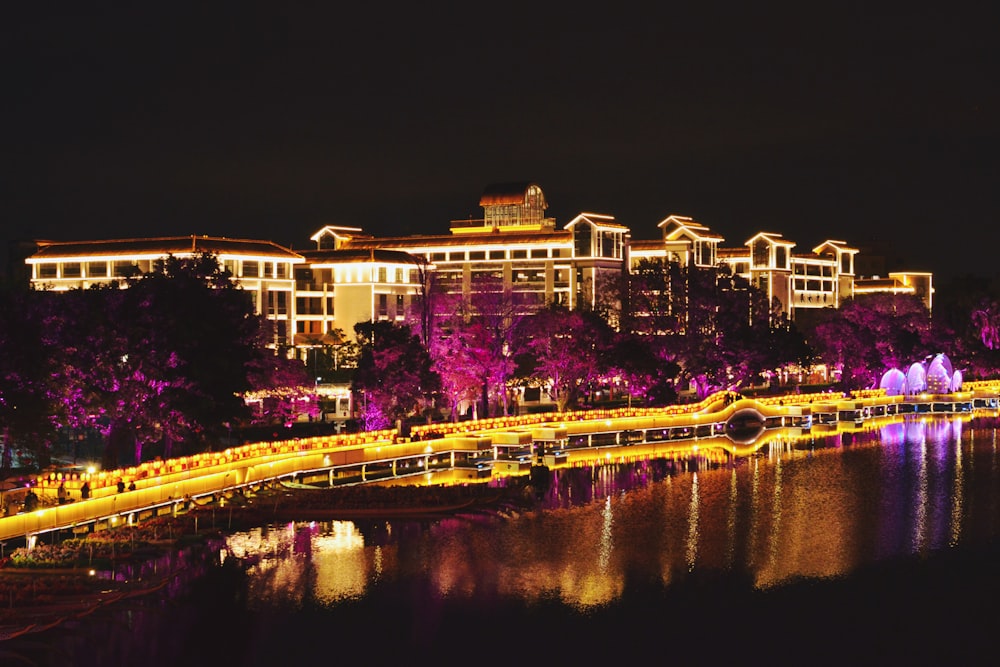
[806,293,940,391]
[515,304,613,411]
[429,317,482,421]
[351,320,440,431]
[51,254,286,465]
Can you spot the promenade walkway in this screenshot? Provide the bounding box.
[3,384,999,545]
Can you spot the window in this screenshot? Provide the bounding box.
[378,294,388,318]
[512,249,527,259]
[243,261,259,278]
[378,267,387,282]
[63,262,81,278]
[601,232,616,258]
[88,262,108,277]
[38,263,57,279]
[469,251,485,261]
[697,241,714,266]
[575,225,592,257]
[489,250,505,260]
[431,252,446,262]
[752,240,769,268]
[530,248,547,259]
[395,268,403,282]
[113,261,138,277]
[271,291,288,315]
[396,294,405,317]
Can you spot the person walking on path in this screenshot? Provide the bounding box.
[23,488,39,512]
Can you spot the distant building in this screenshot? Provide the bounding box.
[23,182,933,355]
[24,235,303,347]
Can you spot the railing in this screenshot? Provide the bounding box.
[3,388,998,544]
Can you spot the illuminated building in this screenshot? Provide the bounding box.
[24,236,302,347]
[23,182,933,351]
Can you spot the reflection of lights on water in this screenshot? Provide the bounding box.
[767,456,783,571]
[311,521,368,603]
[599,496,613,572]
[950,437,963,547]
[913,440,927,554]
[685,473,699,571]
[226,520,370,608]
[726,468,738,567]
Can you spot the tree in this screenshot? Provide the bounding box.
[933,274,1000,379]
[429,318,482,422]
[244,329,318,430]
[806,293,941,391]
[50,254,281,465]
[352,321,440,430]
[515,304,613,411]
[0,285,62,474]
[605,332,681,406]
[297,326,360,384]
[622,259,812,399]
[436,275,522,418]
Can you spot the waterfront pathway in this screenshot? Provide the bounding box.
[2,383,999,545]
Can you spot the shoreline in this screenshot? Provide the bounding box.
[0,479,538,635]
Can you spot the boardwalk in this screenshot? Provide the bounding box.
[3,385,999,545]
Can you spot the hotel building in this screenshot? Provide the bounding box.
[23,182,933,353]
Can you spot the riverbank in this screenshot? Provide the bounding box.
[0,478,538,637]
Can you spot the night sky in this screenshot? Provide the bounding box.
[3,3,997,283]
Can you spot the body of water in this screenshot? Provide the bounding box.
[5,414,1000,666]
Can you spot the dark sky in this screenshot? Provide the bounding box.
[3,3,997,283]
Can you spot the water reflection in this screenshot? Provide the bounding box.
[10,413,1000,667]
[218,413,999,612]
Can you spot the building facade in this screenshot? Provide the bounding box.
[24,182,933,353]
[25,236,303,347]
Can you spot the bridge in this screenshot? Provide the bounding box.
[2,386,998,545]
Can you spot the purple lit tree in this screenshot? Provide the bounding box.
[429,316,482,421]
[351,321,440,431]
[439,275,522,418]
[807,293,939,391]
[618,259,811,399]
[50,254,280,465]
[936,277,1000,378]
[244,323,318,429]
[515,304,613,411]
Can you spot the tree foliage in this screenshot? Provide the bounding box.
[351,320,440,429]
[0,253,309,472]
[515,304,613,411]
[805,293,943,391]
